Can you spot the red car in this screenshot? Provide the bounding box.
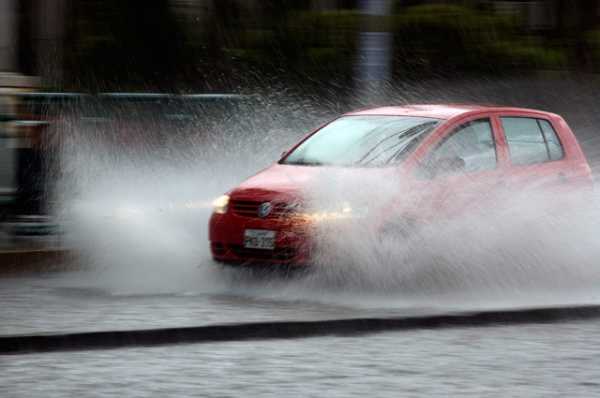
[209,104,593,266]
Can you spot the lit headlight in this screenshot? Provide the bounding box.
[340,202,353,214]
[302,202,365,221]
[212,195,230,214]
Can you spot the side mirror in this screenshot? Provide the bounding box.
[422,156,465,178]
[280,150,288,159]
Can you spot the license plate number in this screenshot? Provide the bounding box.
[244,229,276,250]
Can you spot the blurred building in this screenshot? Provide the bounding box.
[0,0,18,72]
[0,0,66,83]
[3,0,600,89]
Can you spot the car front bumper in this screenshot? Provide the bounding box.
[208,212,313,266]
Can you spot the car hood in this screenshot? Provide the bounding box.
[230,163,399,202]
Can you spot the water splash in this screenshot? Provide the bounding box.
[50,81,600,313]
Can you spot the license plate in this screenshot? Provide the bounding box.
[244,229,276,250]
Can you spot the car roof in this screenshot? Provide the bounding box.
[345,104,555,120]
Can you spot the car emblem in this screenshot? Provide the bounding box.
[257,202,273,218]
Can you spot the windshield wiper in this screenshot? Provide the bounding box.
[358,121,438,165]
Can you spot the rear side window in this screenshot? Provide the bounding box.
[501,117,564,166]
[538,119,564,160]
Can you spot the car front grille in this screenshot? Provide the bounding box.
[230,199,298,219]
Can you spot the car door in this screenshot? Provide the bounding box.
[410,115,506,220]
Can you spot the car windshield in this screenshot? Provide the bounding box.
[282,115,440,167]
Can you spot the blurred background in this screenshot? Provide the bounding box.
[2,0,600,250]
[2,0,600,90]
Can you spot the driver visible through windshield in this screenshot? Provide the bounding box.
[282,115,440,167]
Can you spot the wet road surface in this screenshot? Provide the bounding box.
[3,320,600,397]
[3,266,600,397]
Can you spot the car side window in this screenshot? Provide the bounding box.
[423,118,496,176]
[538,119,564,161]
[501,117,564,165]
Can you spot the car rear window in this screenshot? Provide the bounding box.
[501,117,564,166]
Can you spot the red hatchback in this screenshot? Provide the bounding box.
[209,104,592,266]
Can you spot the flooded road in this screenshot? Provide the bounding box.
[3,265,600,397]
[3,239,600,397]
[3,315,600,397]
[0,271,384,335]
[1,267,472,336]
